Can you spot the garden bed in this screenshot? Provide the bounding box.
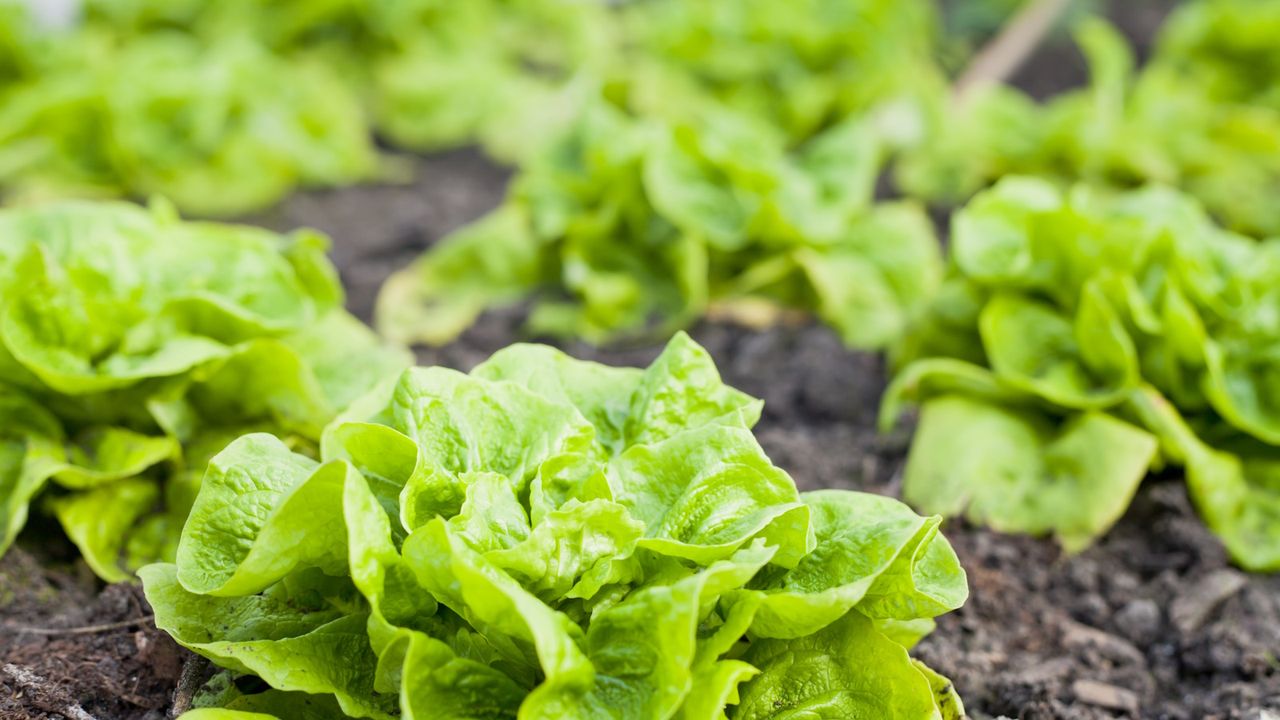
[4,151,1278,719]
[3,3,1279,717]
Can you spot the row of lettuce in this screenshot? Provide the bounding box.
[0,0,943,215]
[0,200,968,718]
[0,3,1001,718]
[3,1,1276,227]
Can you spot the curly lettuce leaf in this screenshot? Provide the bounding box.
[736,610,955,720]
[471,343,643,452]
[518,543,775,719]
[903,394,1155,553]
[396,631,526,720]
[176,434,355,596]
[179,707,276,712]
[142,563,392,719]
[402,518,594,707]
[742,490,967,639]
[180,684,354,720]
[607,425,812,568]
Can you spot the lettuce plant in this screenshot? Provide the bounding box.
[899,5,1280,237]
[619,0,944,144]
[0,200,409,580]
[378,100,941,349]
[1156,0,1280,111]
[0,30,378,216]
[141,333,968,719]
[883,176,1280,571]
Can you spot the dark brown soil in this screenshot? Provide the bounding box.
[254,148,511,323]
[0,546,186,720]
[919,484,1280,720]
[4,4,1279,719]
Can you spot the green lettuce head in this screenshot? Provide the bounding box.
[885,176,1280,571]
[378,99,941,351]
[143,332,968,719]
[0,199,410,580]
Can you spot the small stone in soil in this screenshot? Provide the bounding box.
[1062,620,1146,667]
[1072,679,1141,714]
[1114,598,1163,645]
[1170,569,1248,635]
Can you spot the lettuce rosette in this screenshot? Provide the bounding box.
[0,200,409,579]
[142,333,968,719]
[378,100,941,350]
[884,176,1280,571]
[0,30,378,216]
[899,6,1280,238]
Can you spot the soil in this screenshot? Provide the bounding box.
[4,3,1279,719]
[919,483,1280,720]
[252,148,512,323]
[0,544,185,720]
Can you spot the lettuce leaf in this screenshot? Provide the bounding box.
[145,333,968,718]
[735,611,950,720]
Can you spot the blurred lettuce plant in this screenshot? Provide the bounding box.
[0,0,948,214]
[0,200,409,579]
[377,99,941,349]
[900,3,1280,237]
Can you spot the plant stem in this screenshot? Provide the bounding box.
[955,0,1075,101]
